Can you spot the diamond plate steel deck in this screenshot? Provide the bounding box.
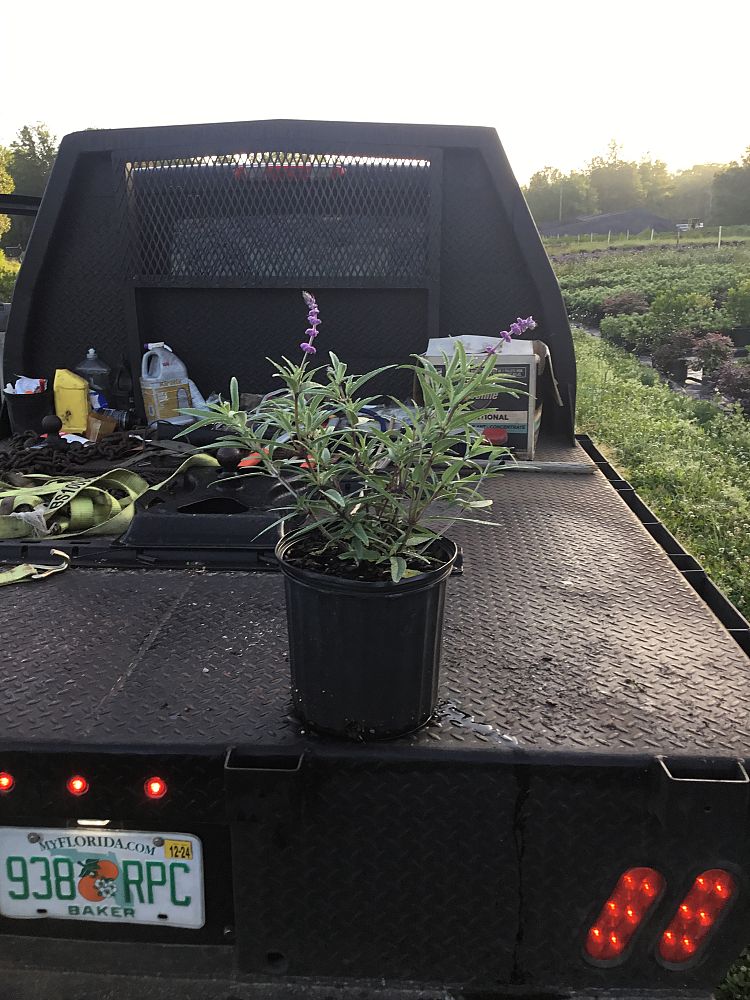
[1,443,748,757]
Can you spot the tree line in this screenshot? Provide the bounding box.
[0,124,58,248]
[522,140,750,227]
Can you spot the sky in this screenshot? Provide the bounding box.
[1,0,748,185]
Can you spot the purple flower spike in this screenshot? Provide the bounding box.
[517,316,536,332]
[510,322,523,338]
[300,291,321,358]
[499,329,513,344]
[484,345,497,355]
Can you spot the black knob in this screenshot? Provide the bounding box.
[41,414,67,450]
[217,447,241,477]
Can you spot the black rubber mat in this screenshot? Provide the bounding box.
[1,443,748,756]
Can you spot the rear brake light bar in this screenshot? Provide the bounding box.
[585,867,665,963]
[659,869,736,965]
[233,163,347,181]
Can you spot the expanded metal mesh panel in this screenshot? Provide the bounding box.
[118,152,433,285]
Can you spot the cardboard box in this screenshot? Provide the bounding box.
[140,378,193,422]
[419,338,562,460]
[86,411,119,442]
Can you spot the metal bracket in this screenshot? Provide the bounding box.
[657,756,749,784]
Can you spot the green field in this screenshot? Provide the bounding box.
[553,242,750,331]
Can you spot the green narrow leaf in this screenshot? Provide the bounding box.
[404,534,435,547]
[390,556,407,583]
[351,522,369,545]
[321,489,345,507]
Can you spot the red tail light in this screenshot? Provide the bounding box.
[144,776,167,800]
[0,772,15,793]
[66,775,89,796]
[585,867,665,963]
[659,869,736,965]
[264,163,313,179]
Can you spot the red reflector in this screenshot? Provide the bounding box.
[0,772,15,793]
[66,775,89,796]
[264,163,312,179]
[585,867,665,963]
[144,776,167,800]
[659,869,736,965]
[482,427,509,446]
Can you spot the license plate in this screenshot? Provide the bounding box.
[0,827,204,929]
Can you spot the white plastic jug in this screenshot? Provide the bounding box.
[140,345,192,421]
[141,345,189,382]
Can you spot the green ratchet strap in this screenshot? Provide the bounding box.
[0,549,71,587]
[0,453,219,541]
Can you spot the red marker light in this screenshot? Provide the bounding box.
[0,772,15,793]
[144,776,167,800]
[67,775,89,796]
[659,869,736,965]
[585,867,665,963]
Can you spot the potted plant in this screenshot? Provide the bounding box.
[651,330,695,384]
[183,293,529,740]
[691,332,735,390]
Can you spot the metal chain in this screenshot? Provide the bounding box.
[0,431,141,475]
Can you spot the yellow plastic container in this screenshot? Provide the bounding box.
[54,369,90,433]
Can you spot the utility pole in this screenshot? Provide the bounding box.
[559,185,563,223]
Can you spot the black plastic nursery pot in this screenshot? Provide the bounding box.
[3,387,54,434]
[276,535,458,740]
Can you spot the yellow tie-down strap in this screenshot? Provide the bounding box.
[0,453,219,543]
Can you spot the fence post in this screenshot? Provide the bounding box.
[607,230,611,245]
[718,225,722,249]
[577,234,581,243]
[590,232,593,243]
[650,228,654,242]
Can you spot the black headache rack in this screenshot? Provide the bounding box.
[1,121,750,999]
[2,119,576,426]
[0,118,576,571]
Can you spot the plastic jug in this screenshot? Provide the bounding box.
[75,347,112,399]
[140,345,193,422]
[54,369,90,433]
[141,344,189,382]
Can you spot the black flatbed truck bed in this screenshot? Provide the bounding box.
[2,440,749,759]
[2,119,750,998]
[2,438,750,999]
